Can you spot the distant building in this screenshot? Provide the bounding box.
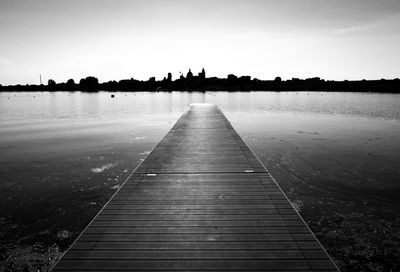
[167,72,172,82]
[198,68,206,79]
[149,77,156,82]
[186,69,193,79]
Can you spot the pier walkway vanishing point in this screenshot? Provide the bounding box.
[53,104,338,271]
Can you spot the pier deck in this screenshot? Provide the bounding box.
[53,103,338,271]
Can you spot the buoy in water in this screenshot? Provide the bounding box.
[111,94,115,98]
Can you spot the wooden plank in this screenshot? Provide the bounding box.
[61,250,321,260]
[77,233,308,242]
[54,260,313,271]
[94,214,300,221]
[84,226,295,234]
[52,103,338,271]
[71,241,306,251]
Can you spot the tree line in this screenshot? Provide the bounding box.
[1,71,399,93]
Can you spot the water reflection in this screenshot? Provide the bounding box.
[1,91,399,121]
[0,91,399,271]
[1,91,399,196]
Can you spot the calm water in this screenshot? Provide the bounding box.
[0,91,400,271]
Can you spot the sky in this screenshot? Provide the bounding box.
[0,0,400,85]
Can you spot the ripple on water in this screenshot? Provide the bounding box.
[91,163,117,173]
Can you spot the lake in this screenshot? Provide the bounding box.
[0,91,399,271]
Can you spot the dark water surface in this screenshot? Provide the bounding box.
[0,91,399,271]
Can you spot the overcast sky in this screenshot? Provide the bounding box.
[1,0,400,85]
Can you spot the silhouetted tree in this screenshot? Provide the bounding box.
[48,79,56,86]
[64,79,76,91]
[79,76,99,91]
[66,79,75,85]
[274,76,282,82]
[227,74,237,80]
[47,79,57,91]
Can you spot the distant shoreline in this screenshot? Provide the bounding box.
[1,75,400,93]
[1,89,400,94]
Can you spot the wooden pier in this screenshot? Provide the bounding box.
[53,103,338,271]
